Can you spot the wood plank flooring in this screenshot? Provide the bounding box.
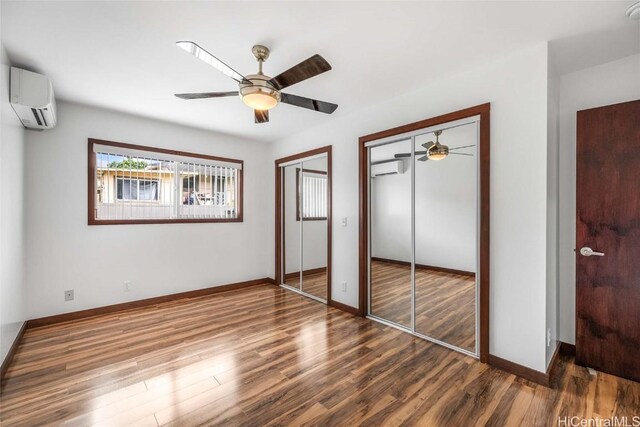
[371,260,476,352]
[1,283,639,426]
[284,270,328,301]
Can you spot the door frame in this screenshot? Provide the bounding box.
[275,145,333,305]
[358,103,490,362]
[574,99,640,381]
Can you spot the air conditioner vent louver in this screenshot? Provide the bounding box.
[10,67,57,130]
[31,108,43,126]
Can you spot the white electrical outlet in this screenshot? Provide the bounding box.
[124,281,132,292]
[341,281,347,292]
[547,328,551,346]
[341,217,348,227]
[64,290,74,301]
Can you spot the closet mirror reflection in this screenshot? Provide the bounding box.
[280,154,329,303]
[368,118,479,356]
[369,138,412,328]
[283,162,302,290]
[300,157,328,300]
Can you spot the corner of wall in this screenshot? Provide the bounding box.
[1,43,28,365]
[545,44,561,369]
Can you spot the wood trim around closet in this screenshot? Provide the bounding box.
[275,146,334,306]
[358,103,491,363]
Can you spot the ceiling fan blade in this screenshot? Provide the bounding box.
[421,141,435,149]
[176,41,249,84]
[269,54,332,90]
[255,109,269,124]
[280,93,338,114]
[449,152,473,156]
[418,155,429,162]
[395,151,428,158]
[174,91,239,100]
[448,144,476,151]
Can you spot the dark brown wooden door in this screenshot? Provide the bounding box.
[576,99,640,382]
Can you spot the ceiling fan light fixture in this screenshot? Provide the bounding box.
[174,42,337,123]
[239,73,280,110]
[427,145,448,161]
[425,130,447,160]
[242,92,279,110]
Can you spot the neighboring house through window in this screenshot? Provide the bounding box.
[89,139,243,224]
[116,179,159,201]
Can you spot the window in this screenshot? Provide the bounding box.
[89,139,243,224]
[296,168,328,220]
[116,179,159,201]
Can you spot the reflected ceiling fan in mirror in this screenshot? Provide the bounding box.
[174,42,338,124]
[394,130,475,161]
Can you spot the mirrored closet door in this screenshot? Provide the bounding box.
[367,117,480,357]
[282,162,302,290]
[278,151,330,303]
[369,138,412,328]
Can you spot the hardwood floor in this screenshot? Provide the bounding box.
[1,284,639,426]
[284,269,328,301]
[371,260,476,352]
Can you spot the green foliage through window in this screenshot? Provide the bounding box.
[108,158,148,169]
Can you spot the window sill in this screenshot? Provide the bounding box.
[89,217,243,225]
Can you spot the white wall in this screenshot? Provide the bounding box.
[558,54,640,344]
[371,123,477,272]
[370,163,412,264]
[25,101,272,319]
[1,44,27,365]
[546,51,560,367]
[270,43,551,372]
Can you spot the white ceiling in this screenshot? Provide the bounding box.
[2,1,638,143]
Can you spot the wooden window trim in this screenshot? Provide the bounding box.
[296,168,328,221]
[88,138,244,225]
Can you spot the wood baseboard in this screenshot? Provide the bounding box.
[1,321,27,385]
[27,277,276,329]
[559,341,576,356]
[283,267,326,280]
[546,342,562,385]
[489,347,560,388]
[329,299,360,316]
[370,257,475,277]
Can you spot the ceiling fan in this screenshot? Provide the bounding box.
[174,41,338,124]
[394,130,475,162]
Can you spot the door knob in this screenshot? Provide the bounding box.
[580,247,605,257]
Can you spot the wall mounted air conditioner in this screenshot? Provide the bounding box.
[10,67,57,130]
[370,160,405,177]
